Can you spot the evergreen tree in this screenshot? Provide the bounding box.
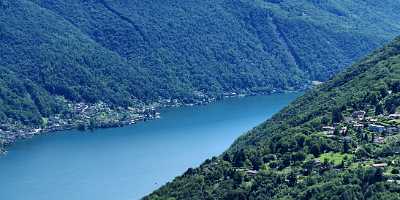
[222,153,231,162]
[233,149,246,168]
[375,103,384,115]
[287,172,297,186]
[332,108,343,123]
[343,140,350,153]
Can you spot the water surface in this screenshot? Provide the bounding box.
[0,93,300,200]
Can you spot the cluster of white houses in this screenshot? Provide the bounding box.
[0,102,161,153]
[322,110,400,143]
[320,110,400,174]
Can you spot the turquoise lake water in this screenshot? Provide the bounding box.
[0,93,300,200]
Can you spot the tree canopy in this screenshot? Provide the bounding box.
[2,0,400,124]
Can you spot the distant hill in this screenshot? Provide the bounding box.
[145,37,400,199]
[1,0,400,124]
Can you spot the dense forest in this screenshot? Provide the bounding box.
[145,37,400,199]
[1,0,400,125]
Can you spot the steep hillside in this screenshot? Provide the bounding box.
[1,0,400,125]
[145,37,400,199]
[0,0,160,124]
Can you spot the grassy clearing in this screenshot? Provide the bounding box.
[318,152,354,166]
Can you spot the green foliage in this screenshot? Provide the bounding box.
[145,37,400,199]
[2,0,400,124]
[319,152,353,166]
[332,108,344,123]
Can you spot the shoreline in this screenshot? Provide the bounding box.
[0,89,304,155]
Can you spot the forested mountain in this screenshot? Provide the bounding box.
[145,37,400,199]
[1,0,400,124]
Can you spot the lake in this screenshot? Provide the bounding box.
[0,93,300,200]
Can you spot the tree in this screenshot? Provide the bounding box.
[385,95,400,114]
[379,87,389,98]
[363,133,369,143]
[224,189,247,200]
[291,152,306,162]
[184,168,195,176]
[355,147,369,158]
[339,160,345,169]
[332,108,343,123]
[343,140,350,153]
[391,80,400,93]
[374,168,384,183]
[366,92,378,105]
[77,123,87,131]
[371,132,375,143]
[321,116,329,125]
[375,103,384,115]
[251,157,262,170]
[287,172,297,186]
[233,149,246,167]
[340,191,354,200]
[89,119,97,131]
[303,160,314,175]
[356,128,363,140]
[222,153,231,162]
[310,144,321,156]
[334,127,340,136]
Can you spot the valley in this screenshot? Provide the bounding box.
[0,93,300,200]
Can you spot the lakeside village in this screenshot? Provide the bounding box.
[0,85,305,155]
[0,90,267,154]
[0,96,219,154]
[0,101,156,154]
[0,97,200,153]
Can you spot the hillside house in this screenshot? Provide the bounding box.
[352,111,366,120]
[344,117,354,123]
[354,124,364,130]
[369,124,385,133]
[322,126,335,134]
[340,127,348,135]
[373,136,385,144]
[389,113,400,119]
[343,136,352,142]
[366,117,378,123]
[387,127,400,134]
[246,170,258,176]
[372,163,388,168]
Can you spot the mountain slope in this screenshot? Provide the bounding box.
[29,0,400,81]
[145,37,400,199]
[1,0,400,125]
